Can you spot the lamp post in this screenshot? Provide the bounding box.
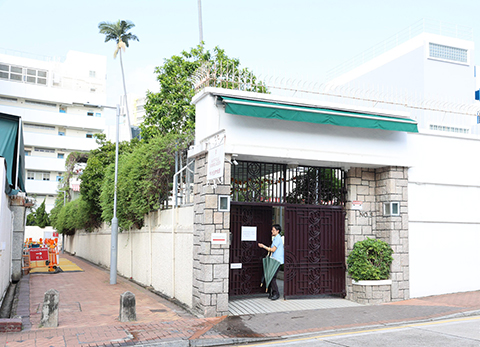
[198,0,203,43]
[76,103,120,284]
[110,104,120,284]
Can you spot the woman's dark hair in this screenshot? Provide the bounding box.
[272,224,281,232]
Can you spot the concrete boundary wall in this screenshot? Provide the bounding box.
[64,206,194,308]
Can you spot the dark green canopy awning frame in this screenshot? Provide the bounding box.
[222,97,418,133]
[0,113,26,195]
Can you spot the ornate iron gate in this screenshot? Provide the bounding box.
[229,161,346,298]
[284,205,346,298]
[229,204,273,296]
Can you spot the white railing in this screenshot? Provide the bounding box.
[0,47,64,63]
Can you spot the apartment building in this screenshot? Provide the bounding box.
[0,50,107,211]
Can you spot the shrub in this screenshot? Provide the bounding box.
[347,238,394,281]
[100,132,191,230]
[53,197,89,235]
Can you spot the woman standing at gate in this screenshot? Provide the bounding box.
[258,224,284,300]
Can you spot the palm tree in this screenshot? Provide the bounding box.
[98,20,139,139]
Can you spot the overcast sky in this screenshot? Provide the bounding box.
[1,0,479,106]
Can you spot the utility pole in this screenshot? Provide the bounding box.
[198,0,203,43]
[110,104,120,284]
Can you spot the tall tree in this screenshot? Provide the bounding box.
[141,44,267,139]
[27,199,50,228]
[98,20,139,139]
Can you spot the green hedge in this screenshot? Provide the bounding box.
[347,238,394,281]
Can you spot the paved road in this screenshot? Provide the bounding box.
[225,315,480,347]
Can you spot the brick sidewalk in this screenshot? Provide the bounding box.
[2,253,480,347]
[1,254,225,347]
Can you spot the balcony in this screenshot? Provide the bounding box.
[24,132,99,152]
[26,156,66,172]
[0,78,106,106]
[25,179,60,196]
[0,104,105,131]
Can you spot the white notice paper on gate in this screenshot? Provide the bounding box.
[241,226,257,241]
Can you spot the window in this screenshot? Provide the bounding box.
[86,133,93,139]
[58,131,65,136]
[384,202,400,216]
[25,151,31,156]
[429,43,468,63]
[95,112,101,117]
[40,172,50,181]
[87,111,94,116]
[0,63,48,85]
[57,153,64,159]
[0,96,17,103]
[24,123,55,131]
[25,100,56,107]
[34,147,55,153]
[429,124,469,134]
[59,106,66,113]
[27,171,50,181]
[89,70,96,78]
[56,175,63,182]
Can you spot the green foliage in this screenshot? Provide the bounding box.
[98,20,139,48]
[286,168,343,205]
[141,44,267,139]
[80,139,139,230]
[100,132,192,230]
[48,195,64,229]
[26,199,50,228]
[26,211,36,226]
[347,238,394,281]
[54,197,90,235]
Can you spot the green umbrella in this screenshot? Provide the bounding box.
[261,255,281,292]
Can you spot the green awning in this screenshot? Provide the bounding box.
[222,97,418,133]
[0,113,26,194]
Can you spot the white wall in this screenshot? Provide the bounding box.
[192,88,413,169]
[0,159,13,302]
[64,207,194,308]
[408,133,480,297]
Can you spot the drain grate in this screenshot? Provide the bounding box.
[150,309,167,313]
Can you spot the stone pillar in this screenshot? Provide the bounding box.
[345,166,409,302]
[40,289,59,328]
[119,291,136,322]
[345,168,377,299]
[192,153,230,317]
[375,166,409,301]
[10,196,26,283]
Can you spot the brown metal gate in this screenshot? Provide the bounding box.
[229,161,346,298]
[229,204,273,297]
[284,205,346,298]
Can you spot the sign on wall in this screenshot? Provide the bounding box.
[211,233,227,244]
[352,201,363,210]
[207,143,225,181]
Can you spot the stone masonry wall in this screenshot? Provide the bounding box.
[345,166,409,302]
[192,153,231,317]
[375,167,409,301]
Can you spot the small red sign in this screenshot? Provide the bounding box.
[29,247,49,262]
[53,232,59,237]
